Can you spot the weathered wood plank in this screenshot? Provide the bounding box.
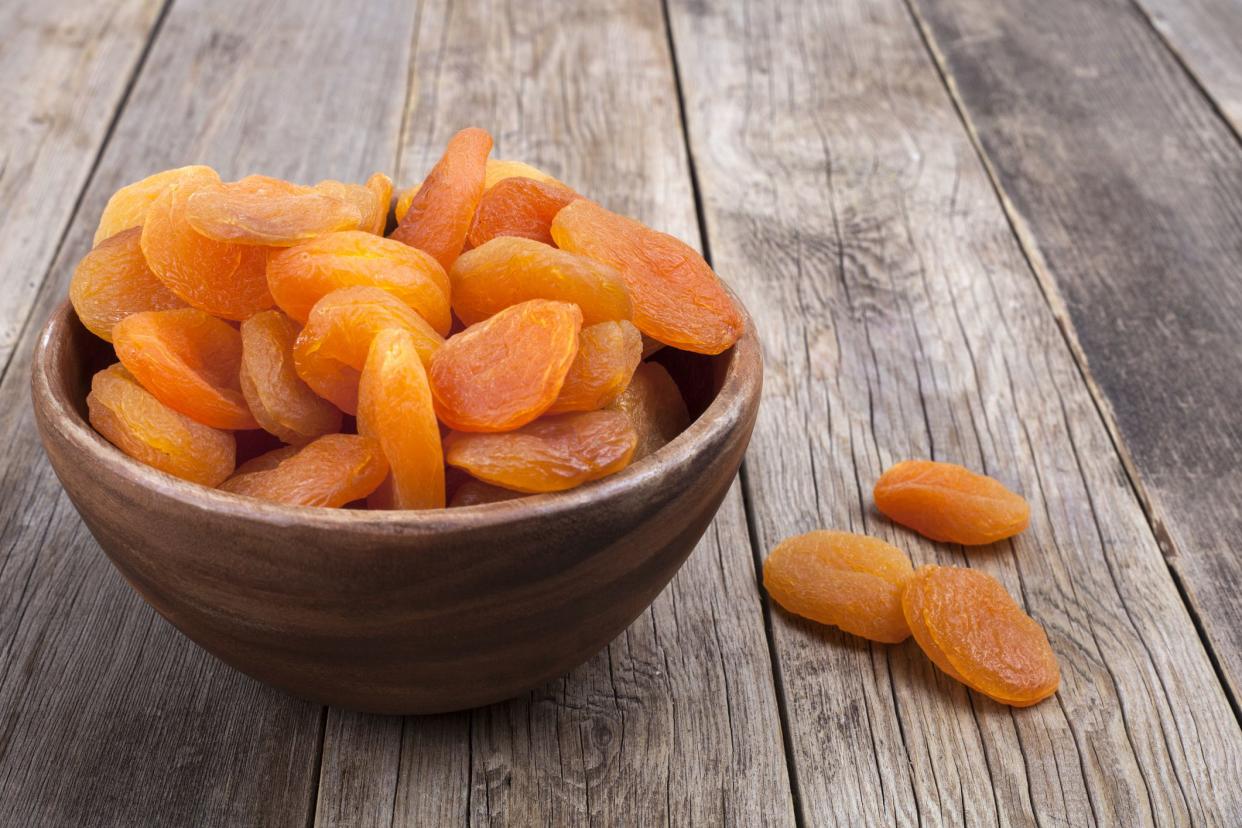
[0,0,165,377]
[909,0,1242,705]
[313,1,795,822]
[0,0,421,824]
[668,0,1242,823]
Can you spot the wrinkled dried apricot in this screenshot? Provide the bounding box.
[449,479,526,507]
[466,176,578,248]
[314,172,393,235]
[220,434,388,507]
[444,410,636,493]
[763,530,913,643]
[113,308,256,430]
[239,310,342,444]
[548,321,642,414]
[484,159,565,192]
[185,175,361,246]
[69,227,186,341]
[429,299,582,432]
[449,237,631,327]
[607,362,690,461]
[140,167,273,320]
[903,565,1059,706]
[267,230,451,333]
[874,460,1030,545]
[233,444,299,477]
[552,200,743,354]
[94,165,216,246]
[390,127,492,271]
[357,329,445,509]
[88,363,235,486]
[293,286,444,414]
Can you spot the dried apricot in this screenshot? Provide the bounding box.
[444,410,636,492]
[763,530,913,643]
[220,434,388,507]
[94,165,216,246]
[429,299,582,432]
[548,321,642,414]
[607,362,690,461]
[113,308,257,430]
[267,230,451,332]
[293,286,444,414]
[449,479,526,507]
[185,175,361,246]
[314,172,393,235]
[449,237,631,326]
[233,444,299,477]
[466,177,578,248]
[484,159,565,192]
[70,227,186,341]
[394,184,417,224]
[902,565,1059,706]
[552,200,743,354]
[874,460,1030,545]
[390,127,492,271]
[357,328,445,509]
[88,363,235,486]
[239,310,343,444]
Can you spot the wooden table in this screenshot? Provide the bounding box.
[2,0,1241,823]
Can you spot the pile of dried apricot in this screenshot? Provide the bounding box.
[71,127,743,509]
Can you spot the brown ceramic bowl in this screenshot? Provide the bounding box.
[31,300,762,714]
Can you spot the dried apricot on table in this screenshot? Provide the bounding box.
[607,362,690,461]
[239,310,342,444]
[69,227,186,341]
[113,308,257,430]
[357,328,445,509]
[93,165,216,246]
[552,200,743,354]
[220,433,388,508]
[484,159,565,192]
[902,565,1060,706]
[466,176,578,248]
[185,175,361,246]
[88,363,235,486]
[429,299,582,432]
[390,127,492,271]
[874,460,1030,545]
[449,479,526,507]
[763,530,914,643]
[444,410,637,493]
[449,237,631,326]
[548,320,643,414]
[267,230,451,332]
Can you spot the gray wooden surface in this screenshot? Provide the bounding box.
[1,0,1240,824]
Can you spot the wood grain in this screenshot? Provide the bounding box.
[0,0,420,823]
[668,0,1242,823]
[909,0,1242,704]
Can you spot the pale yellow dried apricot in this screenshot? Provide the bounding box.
[185,175,361,246]
[93,165,216,246]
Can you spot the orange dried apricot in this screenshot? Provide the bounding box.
[239,310,343,444]
[449,479,526,507]
[232,444,299,477]
[69,227,186,341]
[902,565,1059,706]
[429,299,582,432]
[466,176,578,248]
[293,286,444,415]
[552,200,743,354]
[449,236,631,326]
[390,127,492,271]
[394,183,417,224]
[763,530,914,643]
[267,230,451,332]
[87,363,235,486]
[314,172,393,235]
[607,362,690,461]
[113,308,257,430]
[185,175,361,246]
[444,410,636,493]
[357,328,445,509]
[93,165,216,246]
[219,434,388,508]
[548,320,642,414]
[484,159,565,192]
[874,460,1030,545]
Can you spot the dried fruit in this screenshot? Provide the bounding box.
[449,479,526,507]
[607,362,690,461]
[552,200,743,354]
[874,460,1030,545]
[239,310,343,444]
[140,166,274,320]
[93,165,216,246]
[185,175,361,246]
[220,434,388,507]
[314,172,393,235]
[233,444,300,477]
[902,565,1059,706]
[484,159,564,192]
[763,530,913,643]
[466,176,578,248]
[113,308,257,430]
[449,237,631,326]
[358,328,445,509]
[444,410,636,493]
[293,286,444,414]
[87,363,235,486]
[69,227,186,341]
[390,127,492,271]
[548,320,642,414]
[429,299,582,432]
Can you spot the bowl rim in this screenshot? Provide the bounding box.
[33,297,762,534]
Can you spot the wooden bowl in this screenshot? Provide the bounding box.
[31,300,762,714]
